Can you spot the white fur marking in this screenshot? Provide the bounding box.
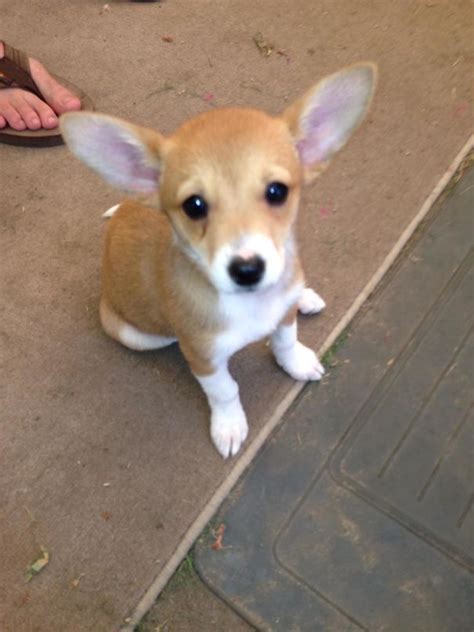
[214,279,303,364]
[271,321,325,381]
[103,204,120,219]
[118,323,176,351]
[196,366,248,459]
[298,287,326,314]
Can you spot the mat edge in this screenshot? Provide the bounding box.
[120,133,474,632]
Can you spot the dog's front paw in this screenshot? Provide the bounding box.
[276,342,325,381]
[210,402,249,459]
[298,288,326,315]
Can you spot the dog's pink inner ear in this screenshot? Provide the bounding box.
[61,113,162,194]
[90,123,160,194]
[296,67,374,166]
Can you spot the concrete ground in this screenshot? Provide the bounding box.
[1,1,472,631]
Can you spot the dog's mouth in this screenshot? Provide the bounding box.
[229,283,264,294]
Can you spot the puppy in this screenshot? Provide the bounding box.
[60,63,376,458]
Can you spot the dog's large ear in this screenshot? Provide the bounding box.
[60,112,165,194]
[283,63,377,182]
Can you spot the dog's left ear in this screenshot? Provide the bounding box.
[283,63,377,182]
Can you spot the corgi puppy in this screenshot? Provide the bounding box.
[60,63,376,458]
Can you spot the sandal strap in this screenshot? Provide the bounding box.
[0,41,42,99]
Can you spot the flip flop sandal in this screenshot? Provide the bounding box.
[0,41,94,147]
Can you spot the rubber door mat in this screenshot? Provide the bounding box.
[195,167,474,631]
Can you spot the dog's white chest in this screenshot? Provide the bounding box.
[213,281,303,363]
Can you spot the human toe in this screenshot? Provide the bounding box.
[33,99,59,128]
[29,59,81,114]
[0,99,27,130]
[17,104,42,130]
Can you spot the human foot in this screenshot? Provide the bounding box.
[0,42,81,131]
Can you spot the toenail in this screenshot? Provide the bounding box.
[47,115,57,124]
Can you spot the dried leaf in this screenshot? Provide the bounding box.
[211,523,226,550]
[71,573,85,588]
[253,32,274,57]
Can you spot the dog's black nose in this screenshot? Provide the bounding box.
[228,255,266,287]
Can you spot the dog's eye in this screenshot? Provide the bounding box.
[182,195,208,220]
[265,182,289,206]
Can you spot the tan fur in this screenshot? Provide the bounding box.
[101,109,306,374]
[159,108,302,262]
[101,200,220,373]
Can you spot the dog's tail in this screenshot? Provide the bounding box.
[102,204,120,219]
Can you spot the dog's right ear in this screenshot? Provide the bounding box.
[60,112,166,194]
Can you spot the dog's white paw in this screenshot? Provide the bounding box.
[298,288,326,315]
[277,342,325,381]
[210,404,249,459]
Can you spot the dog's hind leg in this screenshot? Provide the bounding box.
[99,299,176,351]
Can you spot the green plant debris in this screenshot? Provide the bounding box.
[322,331,350,369]
[26,546,49,582]
[176,553,195,579]
[435,149,474,205]
[164,551,196,593]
